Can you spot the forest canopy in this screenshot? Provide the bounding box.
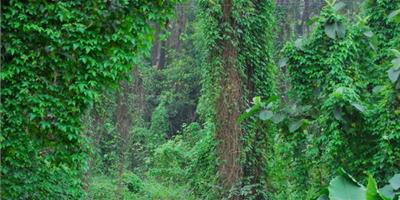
[1,0,399,199]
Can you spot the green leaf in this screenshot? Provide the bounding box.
[272,113,285,124]
[379,185,395,199]
[351,103,365,113]
[389,49,400,57]
[388,66,400,83]
[307,16,319,26]
[325,23,337,39]
[333,107,344,121]
[334,2,346,11]
[363,31,374,38]
[329,176,366,200]
[325,22,346,39]
[392,58,400,67]
[288,120,304,133]
[317,188,330,200]
[237,105,262,123]
[366,175,379,200]
[317,194,329,200]
[372,86,385,94]
[266,102,274,109]
[259,110,273,121]
[279,58,288,68]
[389,174,400,190]
[336,22,346,38]
[388,9,400,23]
[339,168,364,187]
[369,36,379,51]
[267,95,279,103]
[252,96,262,105]
[338,168,364,187]
[295,38,305,50]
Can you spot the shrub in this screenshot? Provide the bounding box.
[123,171,144,193]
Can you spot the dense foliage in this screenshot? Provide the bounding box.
[1,1,177,198]
[241,0,400,199]
[2,0,399,199]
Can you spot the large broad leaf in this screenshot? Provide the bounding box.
[334,107,344,121]
[272,112,285,124]
[393,58,400,67]
[259,110,273,121]
[338,168,364,187]
[324,22,346,39]
[295,38,305,50]
[278,57,288,68]
[329,176,366,200]
[336,22,346,38]
[364,30,374,38]
[288,120,304,133]
[388,66,400,83]
[389,174,400,190]
[325,22,337,39]
[372,86,385,94]
[351,103,365,113]
[369,35,379,51]
[334,2,346,11]
[379,185,395,199]
[366,175,379,200]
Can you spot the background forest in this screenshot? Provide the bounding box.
[1,0,400,199]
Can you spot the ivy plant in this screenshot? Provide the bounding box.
[0,1,177,199]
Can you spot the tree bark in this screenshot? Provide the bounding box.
[152,23,167,69]
[116,82,133,200]
[216,0,243,198]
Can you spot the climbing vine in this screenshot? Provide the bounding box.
[241,1,400,198]
[364,0,400,180]
[0,1,177,198]
[194,0,276,199]
[3,1,399,199]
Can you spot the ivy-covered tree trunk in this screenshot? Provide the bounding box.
[364,0,400,180]
[197,1,276,198]
[216,1,244,197]
[277,3,382,197]
[238,1,276,199]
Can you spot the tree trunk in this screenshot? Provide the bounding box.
[116,82,132,200]
[216,0,243,198]
[129,67,146,170]
[83,105,103,191]
[152,23,167,69]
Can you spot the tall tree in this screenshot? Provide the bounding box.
[238,0,276,198]
[216,0,244,195]
[197,0,244,197]
[197,0,275,198]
